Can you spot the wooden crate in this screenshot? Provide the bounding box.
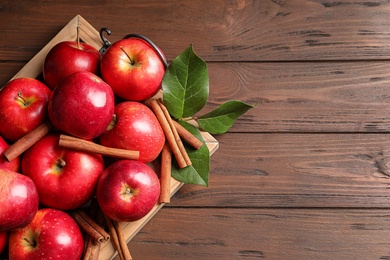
[10,15,219,259]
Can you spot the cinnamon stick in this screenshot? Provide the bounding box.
[172,120,204,150]
[159,142,172,203]
[71,210,110,244]
[3,121,52,162]
[149,99,187,168]
[104,216,123,260]
[83,222,103,260]
[157,99,191,166]
[113,220,132,260]
[104,215,132,260]
[82,199,102,260]
[59,134,139,160]
[83,238,99,260]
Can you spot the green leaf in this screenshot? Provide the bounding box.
[197,100,255,134]
[162,45,209,119]
[171,121,210,186]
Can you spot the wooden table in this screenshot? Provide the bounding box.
[2,1,390,259]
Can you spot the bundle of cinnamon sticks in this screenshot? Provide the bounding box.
[71,199,132,260]
[149,98,204,203]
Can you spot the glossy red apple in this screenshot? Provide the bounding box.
[21,133,104,210]
[100,37,165,101]
[97,160,160,222]
[100,101,165,162]
[0,136,20,172]
[43,40,101,89]
[48,71,115,140]
[0,78,51,142]
[0,169,39,231]
[0,231,8,255]
[8,208,84,260]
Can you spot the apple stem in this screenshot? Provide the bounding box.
[122,33,168,69]
[17,92,28,106]
[120,46,135,65]
[22,236,36,247]
[106,114,117,131]
[125,187,132,194]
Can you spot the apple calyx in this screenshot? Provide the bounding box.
[22,235,37,249]
[122,184,137,200]
[55,158,66,171]
[120,46,135,65]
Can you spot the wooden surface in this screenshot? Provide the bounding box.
[2,1,390,259]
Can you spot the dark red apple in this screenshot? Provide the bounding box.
[21,133,104,210]
[0,169,39,231]
[0,231,8,255]
[100,101,165,162]
[0,78,51,142]
[48,71,115,140]
[0,135,20,172]
[100,37,165,101]
[43,40,101,89]
[8,208,84,260]
[97,160,160,222]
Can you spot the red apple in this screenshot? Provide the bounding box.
[43,40,101,89]
[0,231,8,255]
[48,71,115,140]
[0,169,39,231]
[100,101,165,162]
[0,136,20,172]
[0,78,51,142]
[8,208,84,260]
[21,133,104,210]
[100,37,165,101]
[97,160,160,222]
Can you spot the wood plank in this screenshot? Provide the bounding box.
[1,0,390,61]
[0,63,25,86]
[168,133,390,208]
[126,208,390,260]
[203,61,390,133]
[3,61,390,133]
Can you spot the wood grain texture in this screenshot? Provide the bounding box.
[1,1,390,259]
[204,61,390,132]
[128,208,390,260]
[2,0,390,61]
[4,61,390,133]
[170,133,390,208]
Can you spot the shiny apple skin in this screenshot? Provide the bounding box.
[21,134,104,210]
[0,169,39,231]
[48,71,115,140]
[100,101,165,162]
[0,78,51,142]
[100,38,165,101]
[43,41,101,89]
[97,160,160,222]
[8,208,84,260]
[0,136,20,172]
